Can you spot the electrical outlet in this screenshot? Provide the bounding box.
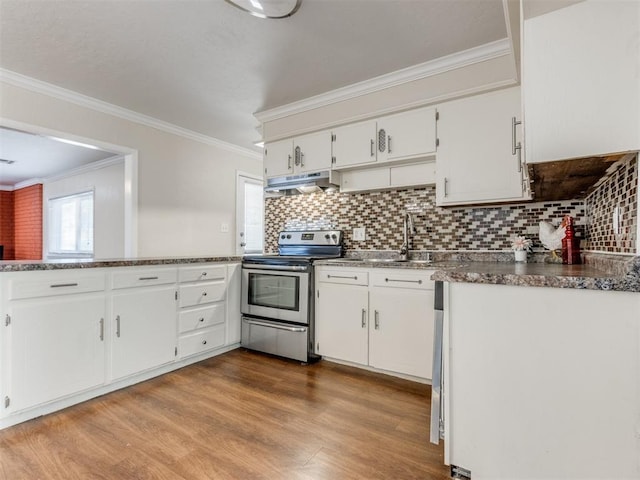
[220,223,229,233]
[353,227,366,241]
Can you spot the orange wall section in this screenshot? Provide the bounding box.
[0,190,15,260]
[13,184,43,260]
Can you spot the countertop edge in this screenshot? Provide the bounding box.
[0,256,242,272]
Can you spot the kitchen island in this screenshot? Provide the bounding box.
[0,257,242,430]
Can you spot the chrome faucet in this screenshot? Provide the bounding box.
[399,211,416,261]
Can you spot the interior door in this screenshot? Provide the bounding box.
[236,173,264,255]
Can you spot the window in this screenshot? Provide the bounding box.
[48,191,94,257]
[236,174,264,254]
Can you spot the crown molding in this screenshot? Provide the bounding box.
[14,178,45,190]
[255,39,511,123]
[44,155,124,184]
[0,69,261,160]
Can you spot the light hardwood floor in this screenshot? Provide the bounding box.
[0,349,450,479]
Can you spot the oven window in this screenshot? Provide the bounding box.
[248,273,300,311]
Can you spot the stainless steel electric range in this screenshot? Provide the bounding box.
[241,230,344,362]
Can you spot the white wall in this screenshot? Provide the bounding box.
[44,160,125,260]
[0,81,262,257]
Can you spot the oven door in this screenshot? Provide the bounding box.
[241,266,309,324]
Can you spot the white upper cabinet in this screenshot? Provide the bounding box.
[264,131,332,178]
[331,120,378,169]
[523,0,640,163]
[332,107,437,170]
[376,107,437,164]
[436,86,529,206]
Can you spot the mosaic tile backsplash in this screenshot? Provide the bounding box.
[584,155,637,254]
[264,187,587,254]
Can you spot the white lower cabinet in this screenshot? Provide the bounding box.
[110,284,177,380]
[8,293,106,412]
[177,264,227,359]
[315,266,434,380]
[0,262,240,429]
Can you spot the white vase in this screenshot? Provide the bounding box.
[514,250,528,263]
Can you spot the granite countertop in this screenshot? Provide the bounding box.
[0,256,242,272]
[317,252,640,293]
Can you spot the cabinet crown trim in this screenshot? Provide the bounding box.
[255,39,510,123]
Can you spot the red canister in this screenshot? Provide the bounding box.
[562,215,581,265]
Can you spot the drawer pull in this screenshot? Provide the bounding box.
[385,278,423,285]
[50,283,78,288]
[327,274,358,280]
[202,272,207,276]
[202,340,207,345]
[202,292,208,296]
[138,276,159,281]
[199,317,205,322]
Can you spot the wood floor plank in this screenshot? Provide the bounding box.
[0,349,450,480]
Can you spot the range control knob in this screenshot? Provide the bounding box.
[281,234,286,239]
[286,234,292,239]
[331,234,338,241]
[325,234,330,240]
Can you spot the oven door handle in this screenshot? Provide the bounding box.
[244,319,307,333]
[242,264,309,272]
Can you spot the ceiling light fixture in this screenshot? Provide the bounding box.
[47,136,100,150]
[224,0,301,19]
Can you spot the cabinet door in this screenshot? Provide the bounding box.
[315,283,368,365]
[377,107,437,163]
[264,139,293,178]
[436,87,527,206]
[331,120,377,169]
[523,1,640,163]
[369,287,434,379]
[111,285,176,380]
[8,294,106,412]
[295,131,332,174]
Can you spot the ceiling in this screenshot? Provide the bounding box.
[0,127,118,187]
[0,0,511,154]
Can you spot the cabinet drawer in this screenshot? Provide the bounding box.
[317,269,368,286]
[179,324,225,358]
[371,270,434,290]
[178,303,225,333]
[178,264,226,283]
[111,267,177,289]
[9,271,106,300]
[178,281,226,308]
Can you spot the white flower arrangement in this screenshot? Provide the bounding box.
[511,235,533,252]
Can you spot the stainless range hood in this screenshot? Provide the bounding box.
[264,170,341,194]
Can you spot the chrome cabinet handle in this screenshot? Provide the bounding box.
[50,283,78,288]
[361,309,367,328]
[512,116,523,173]
[116,315,121,338]
[370,139,375,157]
[388,135,392,154]
[374,310,380,330]
[511,117,522,155]
[287,154,292,170]
[327,274,358,280]
[138,276,158,281]
[99,318,104,341]
[443,177,448,197]
[300,152,305,167]
[385,278,423,285]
